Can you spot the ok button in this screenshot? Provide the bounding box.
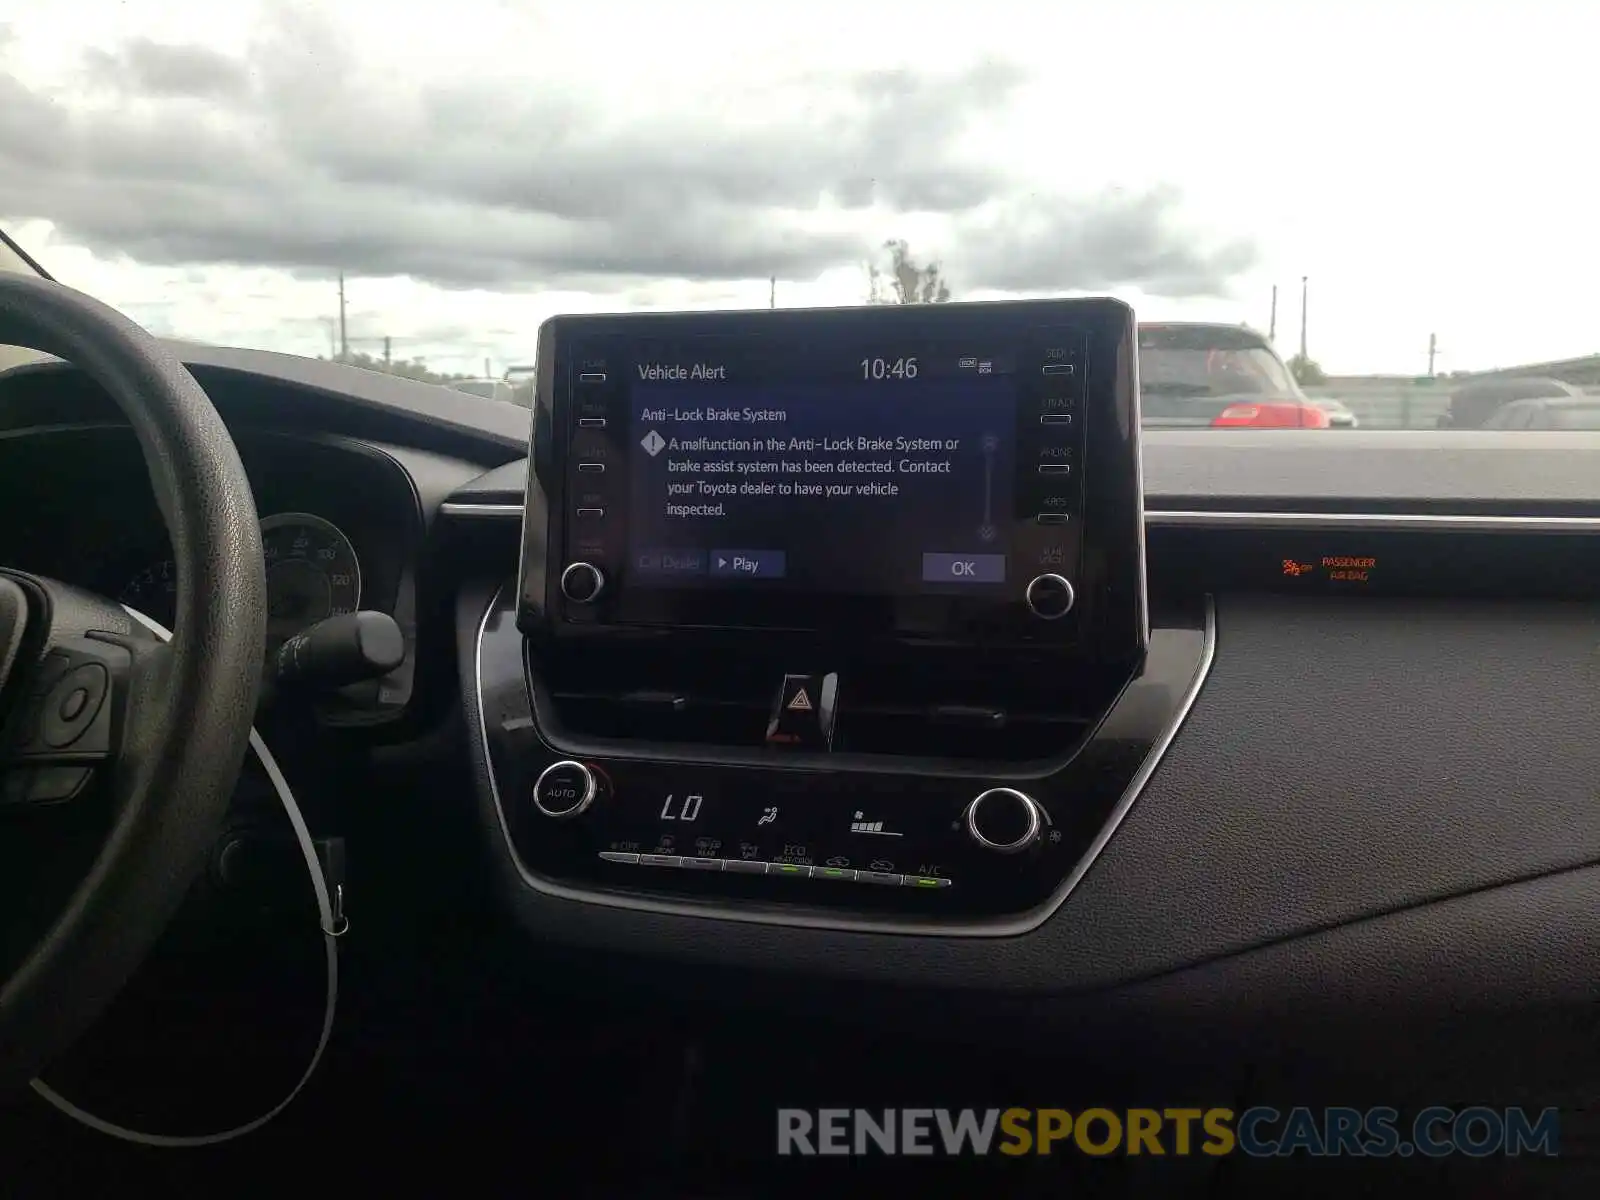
[922,552,1007,584]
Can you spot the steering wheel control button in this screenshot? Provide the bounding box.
[41,663,110,748]
[1024,573,1076,620]
[532,760,600,819]
[3,766,93,807]
[560,561,606,604]
[765,671,839,750]
[58,688,89,722]
[966,787,1044,854]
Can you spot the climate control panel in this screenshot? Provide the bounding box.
[530,758,1047,890]
[473,593,1213,929]
[508,755,1057,916]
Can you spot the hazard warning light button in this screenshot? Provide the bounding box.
[765,672,839,750]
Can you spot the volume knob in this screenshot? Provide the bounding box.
[965,787,1043,853]
[1024,574,1075,620]
[560,561,606,604]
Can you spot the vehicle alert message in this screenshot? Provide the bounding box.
[626,362,1017,593]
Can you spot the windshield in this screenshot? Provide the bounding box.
[1,2,1597,438]
[1139,329,1300,399]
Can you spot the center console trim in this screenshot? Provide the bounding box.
[442,502,1600,537]
[471,583,1215,937]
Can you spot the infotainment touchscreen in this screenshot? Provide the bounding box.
[521,299,1141,644]
[626,339,1019,596]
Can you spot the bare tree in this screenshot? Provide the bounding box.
[866,239,952,304]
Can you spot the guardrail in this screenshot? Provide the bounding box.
[1304,384,1453,429]
[1305,380,1600,429]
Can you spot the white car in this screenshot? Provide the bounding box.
[1306,396,1359,428]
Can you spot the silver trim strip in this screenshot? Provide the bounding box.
[1145,510,1600,533]
[439,500,1600,534]
[471,585,1217,937]
[440,502,524,518]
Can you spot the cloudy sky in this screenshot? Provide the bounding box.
[1,0,1594,376]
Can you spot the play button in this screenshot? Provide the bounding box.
[710,549,786,579]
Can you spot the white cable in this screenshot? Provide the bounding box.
[29,606,341,1147]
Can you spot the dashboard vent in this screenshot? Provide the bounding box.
[832,666,1101,760]
[537,654,1105,763]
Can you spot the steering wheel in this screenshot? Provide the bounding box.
[0,274,266,1091]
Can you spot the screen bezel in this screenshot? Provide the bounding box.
[519,299,1145,660]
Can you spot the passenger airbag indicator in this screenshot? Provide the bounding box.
[1281,554,1378,584]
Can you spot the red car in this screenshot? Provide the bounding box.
[1139,322,1332,429]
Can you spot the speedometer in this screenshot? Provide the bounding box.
[260,513,361,645]
[119,512,361,643]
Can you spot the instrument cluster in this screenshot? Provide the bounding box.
[120,511,363,649]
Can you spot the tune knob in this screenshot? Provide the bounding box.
[1024,573,1075,620]
[560,561,606,604]
[532,760,604,819]
[965,787,1044,853]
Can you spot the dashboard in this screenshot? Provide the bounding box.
[4,319,1600,1068]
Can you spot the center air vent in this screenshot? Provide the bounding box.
[532,649,1113,764]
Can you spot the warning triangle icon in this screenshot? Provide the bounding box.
[786,688,813,712]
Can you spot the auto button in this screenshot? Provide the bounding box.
[533,760,605,819]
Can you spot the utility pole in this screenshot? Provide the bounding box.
[383,335,391,368]
[1268,285,1278,340]
[1298,276,1309,359]
[337,272,348,362]
[770,276,776,309]
[484,356,492,379]
[1427,333,1437,378]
